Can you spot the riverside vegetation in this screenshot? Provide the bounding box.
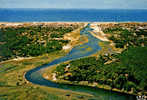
[54,23,147,95]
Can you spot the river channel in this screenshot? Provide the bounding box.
[25,24,136,100]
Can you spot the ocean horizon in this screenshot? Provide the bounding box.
[0,8,147,22]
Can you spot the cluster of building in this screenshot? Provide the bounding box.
[99,22,147,31]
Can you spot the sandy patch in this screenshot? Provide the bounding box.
[90,23,109,41]
[63,45,72,50]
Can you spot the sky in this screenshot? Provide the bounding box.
[0,0,147,9]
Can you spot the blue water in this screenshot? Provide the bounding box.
[25,24,136,100]
[0,9,147,22]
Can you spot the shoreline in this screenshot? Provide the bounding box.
[0,22,84,26]
[0,21,147,24]
[1,22,147,28]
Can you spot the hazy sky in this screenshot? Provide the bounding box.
[0,0,147,9]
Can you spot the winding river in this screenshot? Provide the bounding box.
[25,24,136,100]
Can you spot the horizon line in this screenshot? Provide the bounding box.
[0,8,147,10]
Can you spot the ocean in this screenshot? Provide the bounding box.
[0,9,147,22]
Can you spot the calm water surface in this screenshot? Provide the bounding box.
[0,9,147,22]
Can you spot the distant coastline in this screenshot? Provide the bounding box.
[1,22,147,27]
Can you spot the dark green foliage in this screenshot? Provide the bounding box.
[119,47,147,90]
[69,57,99,81]
[104,27,147,48]
[103,27,124,33]
[0,25,74,61]
[55,64,67,78]
[50,33,63,38]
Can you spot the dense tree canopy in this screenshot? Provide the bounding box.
[0,24,78,61]
[103,27,147,48]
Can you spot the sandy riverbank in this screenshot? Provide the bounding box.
[90,23,109,41]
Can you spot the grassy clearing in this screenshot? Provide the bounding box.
[0,50,95,100]
[0,51,64,99]
[91,40,122,58]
